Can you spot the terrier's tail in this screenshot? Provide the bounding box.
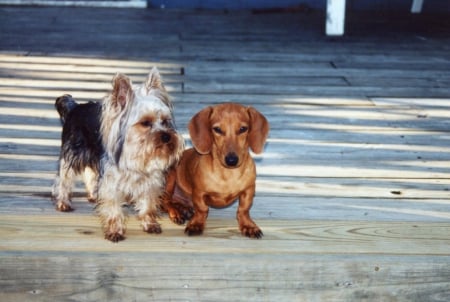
[55,94,78,124]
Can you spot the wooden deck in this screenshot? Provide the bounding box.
[1,6,450,301]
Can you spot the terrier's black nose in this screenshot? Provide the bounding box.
[225,153,239,167]
[161,132,171,143]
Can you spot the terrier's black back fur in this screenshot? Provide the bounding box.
[55,95,103,174]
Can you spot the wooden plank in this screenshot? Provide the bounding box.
[3,122,449,147]
[0,87,113,102]
[0,42,181,62]
[0,190,449,222]
[255,176,450,199]
[0,77,183,93]
[182,82,450,97]
[0,124,61,139]
[2,166,450,200]
[1,192,450,223]
[1,144,449,177]
[0,89,375,106]
[183,75,350,94]
[184,62,450,79]
[1,215,449,255]
[1,153,449,179]
[255,163,450,179]
[3,127,446,166]
[1,251,449,302]
[180,40,450,59]
[174,103,450,131]
[333,60,450,71]
[0,69,184,85]
[6,124,447,162]
[346,76,440,88]
[0,54,181,67]
[179,50,450,70]
[0,57,183,74]
[371,97,450,108]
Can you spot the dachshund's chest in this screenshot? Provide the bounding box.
[201,165,255,207]
[202,192,236,208]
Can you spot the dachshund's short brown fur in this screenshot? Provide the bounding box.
[163,103,269,238]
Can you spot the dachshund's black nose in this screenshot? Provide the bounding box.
[225,153,239,167]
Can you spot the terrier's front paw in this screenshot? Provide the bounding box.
[103,218,126,242]
[87,194,97,203]
[144,223,162,234]
[105,231,125,243]
[55,200,74,212]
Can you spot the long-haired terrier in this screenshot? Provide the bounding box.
[52,68,185,242]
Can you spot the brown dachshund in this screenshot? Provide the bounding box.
[163,103,269,238]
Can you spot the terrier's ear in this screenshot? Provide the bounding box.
[145,67,173,110]
[247,107,269,154]
[111,73,133,110]
[188,106,213,155]
[145,67,165,92]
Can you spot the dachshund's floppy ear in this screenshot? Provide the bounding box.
[188,106,213,154]
[247,107,269,154]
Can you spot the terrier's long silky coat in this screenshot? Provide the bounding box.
[52,68,185,242]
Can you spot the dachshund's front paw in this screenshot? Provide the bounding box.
[185,222,204,236]
[241,225,263,239]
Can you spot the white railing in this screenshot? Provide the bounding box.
[326,0,425,36]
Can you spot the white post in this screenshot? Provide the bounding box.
[411,0,424,13]
[326,0,346,36]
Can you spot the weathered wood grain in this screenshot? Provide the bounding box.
[1,251,448,302]
[1,191,449,222]
[1,215,449,254]
[2,168,450,201]
[1,215,449,301]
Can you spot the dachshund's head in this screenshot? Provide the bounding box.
[188,103,269,168]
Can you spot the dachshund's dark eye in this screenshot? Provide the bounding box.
[213,127,223,135]
[238,126,248,134]
[140,120,152,128]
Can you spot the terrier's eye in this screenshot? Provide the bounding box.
[213,127,223,135]
[162,119,173,128]
[238,126,248,134]
[140,120,152,128]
